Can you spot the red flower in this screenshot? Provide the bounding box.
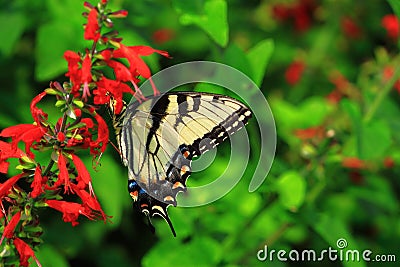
[0,211,21,245]
[94,77,134,114]
[382,14,399,39]
[90,114,109,154]
[341,17,362,39]
[0,124,47,159]
[272,0,316,32]
[70,184,108,222]
[45,199,95,226]
[0,141,25,173]
[382,65,400,93]
[109,10,128,18]
[30,92,47,125]
[0,173,25,199]
[64,51,82,93]
[326,89,342,104]
[64,51,93,100]
[285,60,305,85]
[113,44,169,79]
[31,166,44,198]
[342,157,365,169]
[71,154,92,187]
[294,126,324,140]
[14,238,41,267]
[84,8,100,41]
[383,157,395,168]
[81,54,93,100]
[152,28,175,44]
[58,153,71,193]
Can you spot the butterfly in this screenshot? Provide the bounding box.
[110,92,252,236]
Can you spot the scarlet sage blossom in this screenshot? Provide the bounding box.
[0,141,24,173]
[0,211,21,245]
[14,238,41,267]
[94,77,134,114]
[31,166,44,198]
[0,173,24,199]
[71,154,92,188]
[45,199,95,226]
[0,124,47,159]
[30,91,47,125]
[84,8,100,41]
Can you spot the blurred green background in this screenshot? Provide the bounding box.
[1,0,400,266]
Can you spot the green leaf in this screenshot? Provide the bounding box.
[87,155,127,227]
[312,213,366,267]
[223,44,252,79]
[0,12,26,57]
[359,120,391,160]
[35,244,69,267]
[143,237,220,267]
[276,171,306,211]
[246,39,274,87]
[35,21,84,80]
[174,0,228,47]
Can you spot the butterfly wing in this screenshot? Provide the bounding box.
[118,92,252,236]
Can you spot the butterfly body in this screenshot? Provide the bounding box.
[111,92,252,236]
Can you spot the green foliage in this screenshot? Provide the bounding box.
[1,0,400,266]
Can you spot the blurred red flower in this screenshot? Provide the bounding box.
[382,14,399,39]
[342,157,365,169]
[341,17,362,39]
[285,60,305,85]
[152,28,175,44]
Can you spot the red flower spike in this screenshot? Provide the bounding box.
[30,92,47,125]
[84,8,100,41]
[31,166,44,198]
[71,154,92,186]
[342,157,365,169]
[0,173,25,199]
[382,14,399,39]
[285,60,305,85]
[58,153,71,193]
[0,211,21,245]
[45,199,95,226]
[14,238,41,267]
